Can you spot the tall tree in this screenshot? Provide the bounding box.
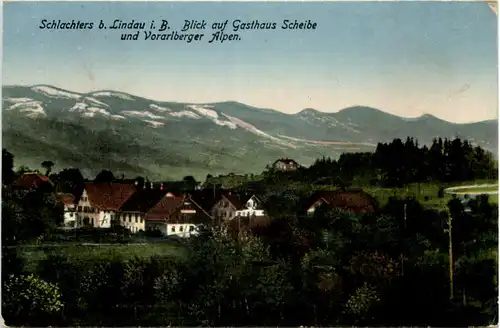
[182,175,198,191]
[51,168,85,197]
[94,170,115,183]
[2,149,15,185]
[41,161,55,177]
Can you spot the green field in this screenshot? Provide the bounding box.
[364,181,499,211]
[18,242,187,272]
[446,185,498,195]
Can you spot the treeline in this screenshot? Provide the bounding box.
[295,138,497,187]
[2,194,497,326]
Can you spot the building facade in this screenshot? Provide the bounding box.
[75,182,136,228]
[144,193,212,237]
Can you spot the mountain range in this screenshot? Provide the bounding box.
[2,85,498,180]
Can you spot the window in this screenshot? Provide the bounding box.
[179,226,184,232]
[189,226,195,232]
[140,217,143,223]
[135,214,138,223]
[78,206,82,212]
[128,214,132,222]
[171,226,176,232]
[69,213,73,217]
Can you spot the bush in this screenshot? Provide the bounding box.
[2,273,64,326]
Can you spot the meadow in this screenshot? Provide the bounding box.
[364,180,499,211]
[18,241,187,272]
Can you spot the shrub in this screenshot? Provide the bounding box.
[2,273,64,325]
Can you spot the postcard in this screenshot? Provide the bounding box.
[2,1,498,327]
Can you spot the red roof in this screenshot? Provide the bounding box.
[84,182,136,211]
[13,172,53,189]
[57,193,75,205]
[144,193,185,221]
[144,193,213,223]
[309,190,378,213]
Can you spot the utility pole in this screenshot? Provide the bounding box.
[446,211,454,300]
[402,203,407,276]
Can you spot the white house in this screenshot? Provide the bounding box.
[75,182,136,228]
[234,195,265,218]
[144,193,211,237]
[115,188,171,233]
[210,192,265,220]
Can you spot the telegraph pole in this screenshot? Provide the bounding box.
[446,211,454,300]
[402,203,407,276]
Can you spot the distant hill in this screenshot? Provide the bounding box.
[2,85,497,180]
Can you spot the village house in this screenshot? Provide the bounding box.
[12,172,53,190]
[272,158,300,172]
[210,191,242,220]
[306,189,379,215]
[234,195,265,217]
[75,182,136,228]
[57,193,77,227]
[210,191,266,220]
[210,191,251,221]
[144,192,212,237]
[116,188,169,233]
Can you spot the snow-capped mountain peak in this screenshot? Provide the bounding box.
[32,85,82,100]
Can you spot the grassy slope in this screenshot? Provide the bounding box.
[19,242,187,272]
[364,181,499,211]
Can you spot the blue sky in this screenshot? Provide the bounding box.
[3,1,498,122]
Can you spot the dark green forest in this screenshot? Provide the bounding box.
[283,137,497,186]
[1,137,498,327]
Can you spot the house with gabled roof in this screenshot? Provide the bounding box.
[306,189,379,215]
[144,192,212,237]
[272,158,300,172]
[211,191,266,220]
[76,182,136,228]
[234,194,265,218]
[116,188,169,233]
[12,172,54,190]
